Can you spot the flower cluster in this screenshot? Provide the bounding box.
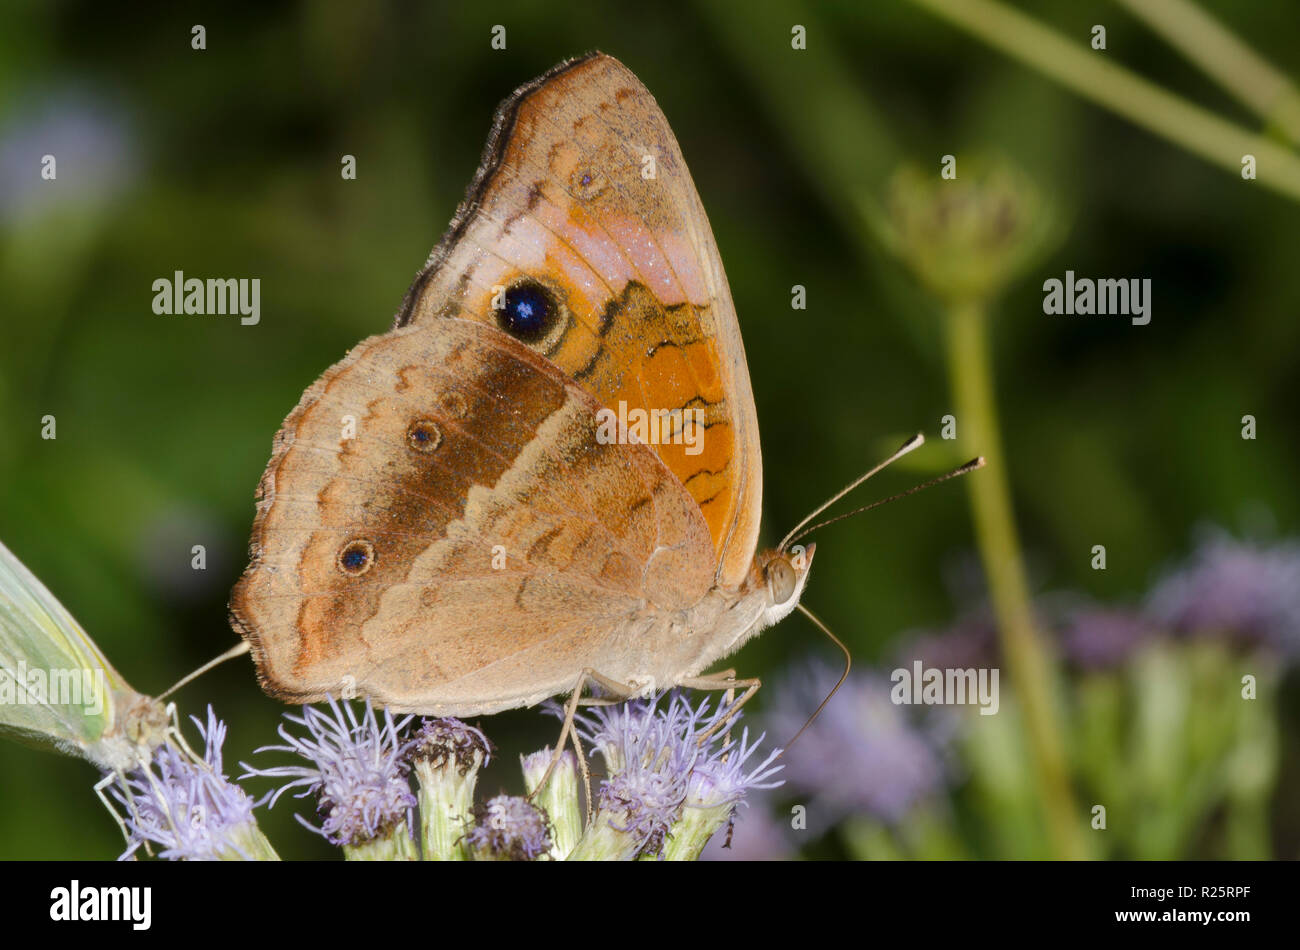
[1146,531,1300,658]
[108,522,1292,864]
[110,707,274,861]
[407,717,492,774]
[146,691,780,861]
[766,661,953,830]
[894,531,1300,676]
[463,795,552,861]
[241,696,415,849]
[1051,532,1300,670]
[569,692,784,860]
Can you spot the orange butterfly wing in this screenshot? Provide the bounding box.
[232,53,771,714]
[398,52,762,590]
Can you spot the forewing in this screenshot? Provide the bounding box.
[398,52,762,588]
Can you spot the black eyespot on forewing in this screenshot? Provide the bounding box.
[337,539,375,576]
[406,418,443,453]
[497,280,556,343]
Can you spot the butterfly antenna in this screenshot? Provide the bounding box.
[159,641,251,700]
[785,455,985,549]
[778,433,926,552]
[776,603,851,757]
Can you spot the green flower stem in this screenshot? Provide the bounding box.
[1114,0,1300,147]
[415,759,477,861]
[843,818,906,861]
[944,298,1085,860]
[222,822,280,861]
[660,803,732,861]
[566,813,641,861]
[521,750,583,860]
[1217,651,1277,860]
[906,0,1300,203]
[343,820,418,861]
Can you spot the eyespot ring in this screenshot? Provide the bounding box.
[491,277,569,355]
[337,539,375,576]
[496,280,556,343]
[406,418,443,453]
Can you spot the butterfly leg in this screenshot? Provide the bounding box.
[531,668,639,822]
[685,668,737,752]
[95,766,171,858]
[685,667,738,745]
[676,671,762,746]
[94,771,134,851]
[162,701,203,764]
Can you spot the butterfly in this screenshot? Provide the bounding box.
[230,52,840,722]
[0,538,168,773]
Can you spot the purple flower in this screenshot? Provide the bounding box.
[590,696,780,857]
[767,660,952,828]
[241,697,414,848]
[585,697,694,857]
[0,90,136,222]
[111,707,265,861]
[685,725,783,811]
[1058,605,1158,670]
[465,795,552,861]
[900,611,1001,671]
[573,692,783,858]
[407,717,492,773]
[1146,531,1300,657]
[597,764,686,857]
[568,696,662,773]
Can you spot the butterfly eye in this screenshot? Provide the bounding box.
[337,539,375,576]
[766,556,797,605]
[498,280,556,343]
[407,418,443,453]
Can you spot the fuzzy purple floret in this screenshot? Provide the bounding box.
[241,696,415,847]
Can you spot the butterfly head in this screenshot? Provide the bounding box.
[758,542,815,626]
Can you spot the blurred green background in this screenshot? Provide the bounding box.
[1,0,1297,859]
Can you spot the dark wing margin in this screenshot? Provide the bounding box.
[394,50,605,330]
